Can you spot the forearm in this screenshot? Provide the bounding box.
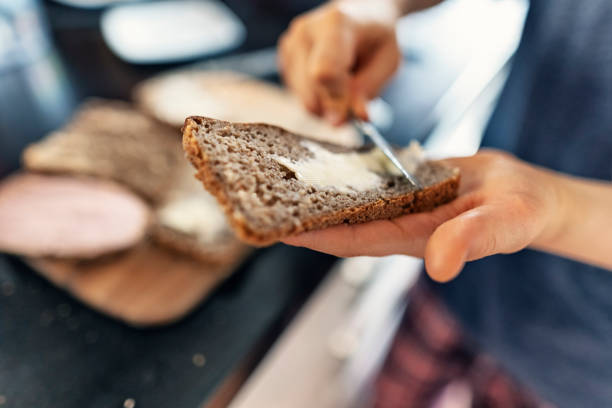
[533,173,612,270]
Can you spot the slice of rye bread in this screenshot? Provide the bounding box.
[22,99,184,203]
[153,200,251,264]
[151,161,251,264]
[182,116,460,246]
[134,70,360,147]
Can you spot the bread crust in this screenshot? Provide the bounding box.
[183,117,460,246]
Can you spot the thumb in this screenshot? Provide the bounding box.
[424,204,532,282]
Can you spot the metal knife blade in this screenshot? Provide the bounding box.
[352,119,421,189]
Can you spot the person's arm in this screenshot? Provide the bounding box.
[278,0,446,124]
[282,150,612,282]
[532,173,612,269]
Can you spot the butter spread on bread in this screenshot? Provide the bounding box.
[272,141,425,193]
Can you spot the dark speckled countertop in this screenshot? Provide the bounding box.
[0,246,335,408]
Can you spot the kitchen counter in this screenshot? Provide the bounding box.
[0,246,335,408]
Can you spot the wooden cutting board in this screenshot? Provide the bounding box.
[27,241,246,327]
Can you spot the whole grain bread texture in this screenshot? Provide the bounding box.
[23,99,184,203]
[182,116,460,246]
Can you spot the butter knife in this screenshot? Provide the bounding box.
[352,119,421,189]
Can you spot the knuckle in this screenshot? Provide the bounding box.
[289,16,308,34]
[325,6,345,23]
[311,62,347,88]
[309,57,344,86]
[479,148,514,163]
[309,63,338,83]
[477,149,517,171]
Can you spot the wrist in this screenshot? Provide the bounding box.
[532,170,575,249]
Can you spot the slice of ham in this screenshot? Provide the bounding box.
[0,173,150,258]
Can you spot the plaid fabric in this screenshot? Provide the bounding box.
[374,281,551,408]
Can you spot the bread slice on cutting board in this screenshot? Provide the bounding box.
[182,116,460,246]
[152,161,251,264]
[23,99,184,203]
[21,99,248,262]
[134,70,360,146]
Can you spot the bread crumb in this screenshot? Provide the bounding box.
[192,353,206,367]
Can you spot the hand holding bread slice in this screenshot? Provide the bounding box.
[182,116,460,246]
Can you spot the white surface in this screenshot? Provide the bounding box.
[100,0,245,64]
[423,0,529,158]
[229,257,422,408]
[0,17,13,57]
[390,0,528,139]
